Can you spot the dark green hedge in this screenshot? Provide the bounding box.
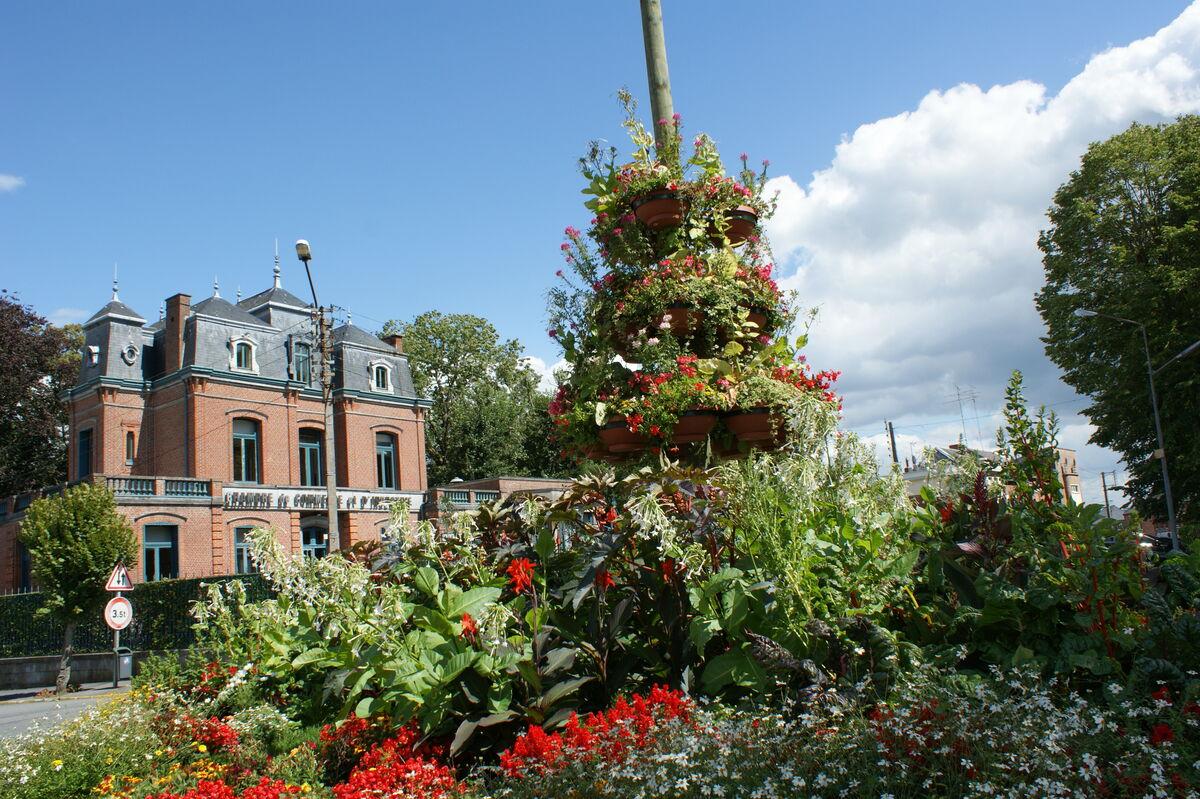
[0,575,270,658]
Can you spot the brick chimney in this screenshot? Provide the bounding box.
[164,293,191,373]
[382,334,404,353]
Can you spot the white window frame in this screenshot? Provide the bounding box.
[229,336,259,374]
[368,360,393,393]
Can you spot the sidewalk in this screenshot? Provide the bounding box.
[0,680,129,739]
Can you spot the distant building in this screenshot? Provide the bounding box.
[902,443,1082,505]
[421,476,572,519]
[0,265,430,591]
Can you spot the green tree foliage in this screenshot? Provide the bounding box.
[1036,116,1200,526]
[19,482,137,693]
[382,312,572,485]
[0,292,81,497]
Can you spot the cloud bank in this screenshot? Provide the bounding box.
[763,3,1200,501]
[0,174,25,193]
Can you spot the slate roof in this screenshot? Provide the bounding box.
[332,323,391,352]
[191,296,270,327]
[85,300,145,326]
[238,286,311,310]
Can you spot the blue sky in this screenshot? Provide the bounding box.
[2,1,1196,500]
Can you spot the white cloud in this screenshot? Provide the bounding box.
[0,174,25,193]
[522,355,569,393]
[765,3,1200,485]
[48,307,89,325]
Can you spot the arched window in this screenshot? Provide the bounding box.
[373,364,391,392]
[298,428,324,487]
[230,338,258,373]
[125,431,135,465]
[232,419,260,483]
[376,432,397,489]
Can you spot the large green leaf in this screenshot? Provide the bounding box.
[442,586,501,619]
[701,648,766,693]
[413,566,440,598]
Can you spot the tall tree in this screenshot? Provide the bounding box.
[0,292,81,497]
[1036,117,1200,529]
[19,482,137,694]
[384,312,572,486]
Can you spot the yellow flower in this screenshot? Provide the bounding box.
[51,759,63,770]
[196,743,207,753]
[301,785,312,794]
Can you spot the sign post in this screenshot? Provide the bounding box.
[105,564,134,687]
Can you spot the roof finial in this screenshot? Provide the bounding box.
[347,309,353,326]
[213,276,220,298]
[236,285,242,302]
[112,263,119,301]
[160,301,165,321]
[273,238,281,288]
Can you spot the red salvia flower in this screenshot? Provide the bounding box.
[1151,723,1174,746]
[594,569,615,591]
[460,613,478,642]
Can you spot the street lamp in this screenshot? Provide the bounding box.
[1074,307,1179,551]
[295,239,340,552]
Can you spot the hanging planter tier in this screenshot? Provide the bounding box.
[599,418,648,453]
[710,205,758,245]
[671,410,718,444]
[611,304,700,358]
[724,407,786,443]
[632,190,685,229]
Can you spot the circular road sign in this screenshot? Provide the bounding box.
[104,596,133,631]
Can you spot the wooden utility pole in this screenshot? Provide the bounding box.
[639,0,674,149]
[1101,471,1112,519]
[318,308,340,551]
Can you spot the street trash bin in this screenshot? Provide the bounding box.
[114,646,133,681]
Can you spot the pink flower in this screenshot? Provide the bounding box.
[560,242,570,251]
[548,329,558,338]
[762,159,770,167]
[672,112,681,121]
[739,152,748,161]
[555,269,564,278]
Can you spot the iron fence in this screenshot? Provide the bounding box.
[0,574,271,659]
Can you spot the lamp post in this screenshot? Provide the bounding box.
[296,240,341,552]
[1074,308,1178,551]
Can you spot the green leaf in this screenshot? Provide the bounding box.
[442,586,502,620]
[701,648,765,693]
[438,651,478,685]
[355,696,375,718]
[413,567,440,598]
[534,526,556,562]
[292,648,333,669]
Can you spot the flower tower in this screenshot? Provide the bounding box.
[546,94,840,463]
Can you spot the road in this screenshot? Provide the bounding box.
[0,682,128,739]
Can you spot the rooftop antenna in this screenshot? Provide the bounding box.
[273,238,281,288]
[111,263,119,301]
[160,301,165,321]
[213,276,220,298]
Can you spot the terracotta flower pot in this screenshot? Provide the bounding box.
[599,418,647,453]
[658,305,698,338]
[724,205,758,244]
[632,191,684,230]
[671,411,718,444]
[725,407,785,443]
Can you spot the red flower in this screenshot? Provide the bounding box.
[1151,723,1174,746]
[939,504,954,524]
[507,558,536,594]
[460,613,478,642]
[1152,685,1172,704]
[594,569,615,591]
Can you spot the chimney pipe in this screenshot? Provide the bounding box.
[165,293,191,373]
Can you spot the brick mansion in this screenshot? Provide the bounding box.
[0,263,431,590]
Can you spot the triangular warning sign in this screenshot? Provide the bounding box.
[105,563,133,592]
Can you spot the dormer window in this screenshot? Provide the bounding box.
[370,361,392,393]
[87,345,100,366]
[229,337,258,373]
